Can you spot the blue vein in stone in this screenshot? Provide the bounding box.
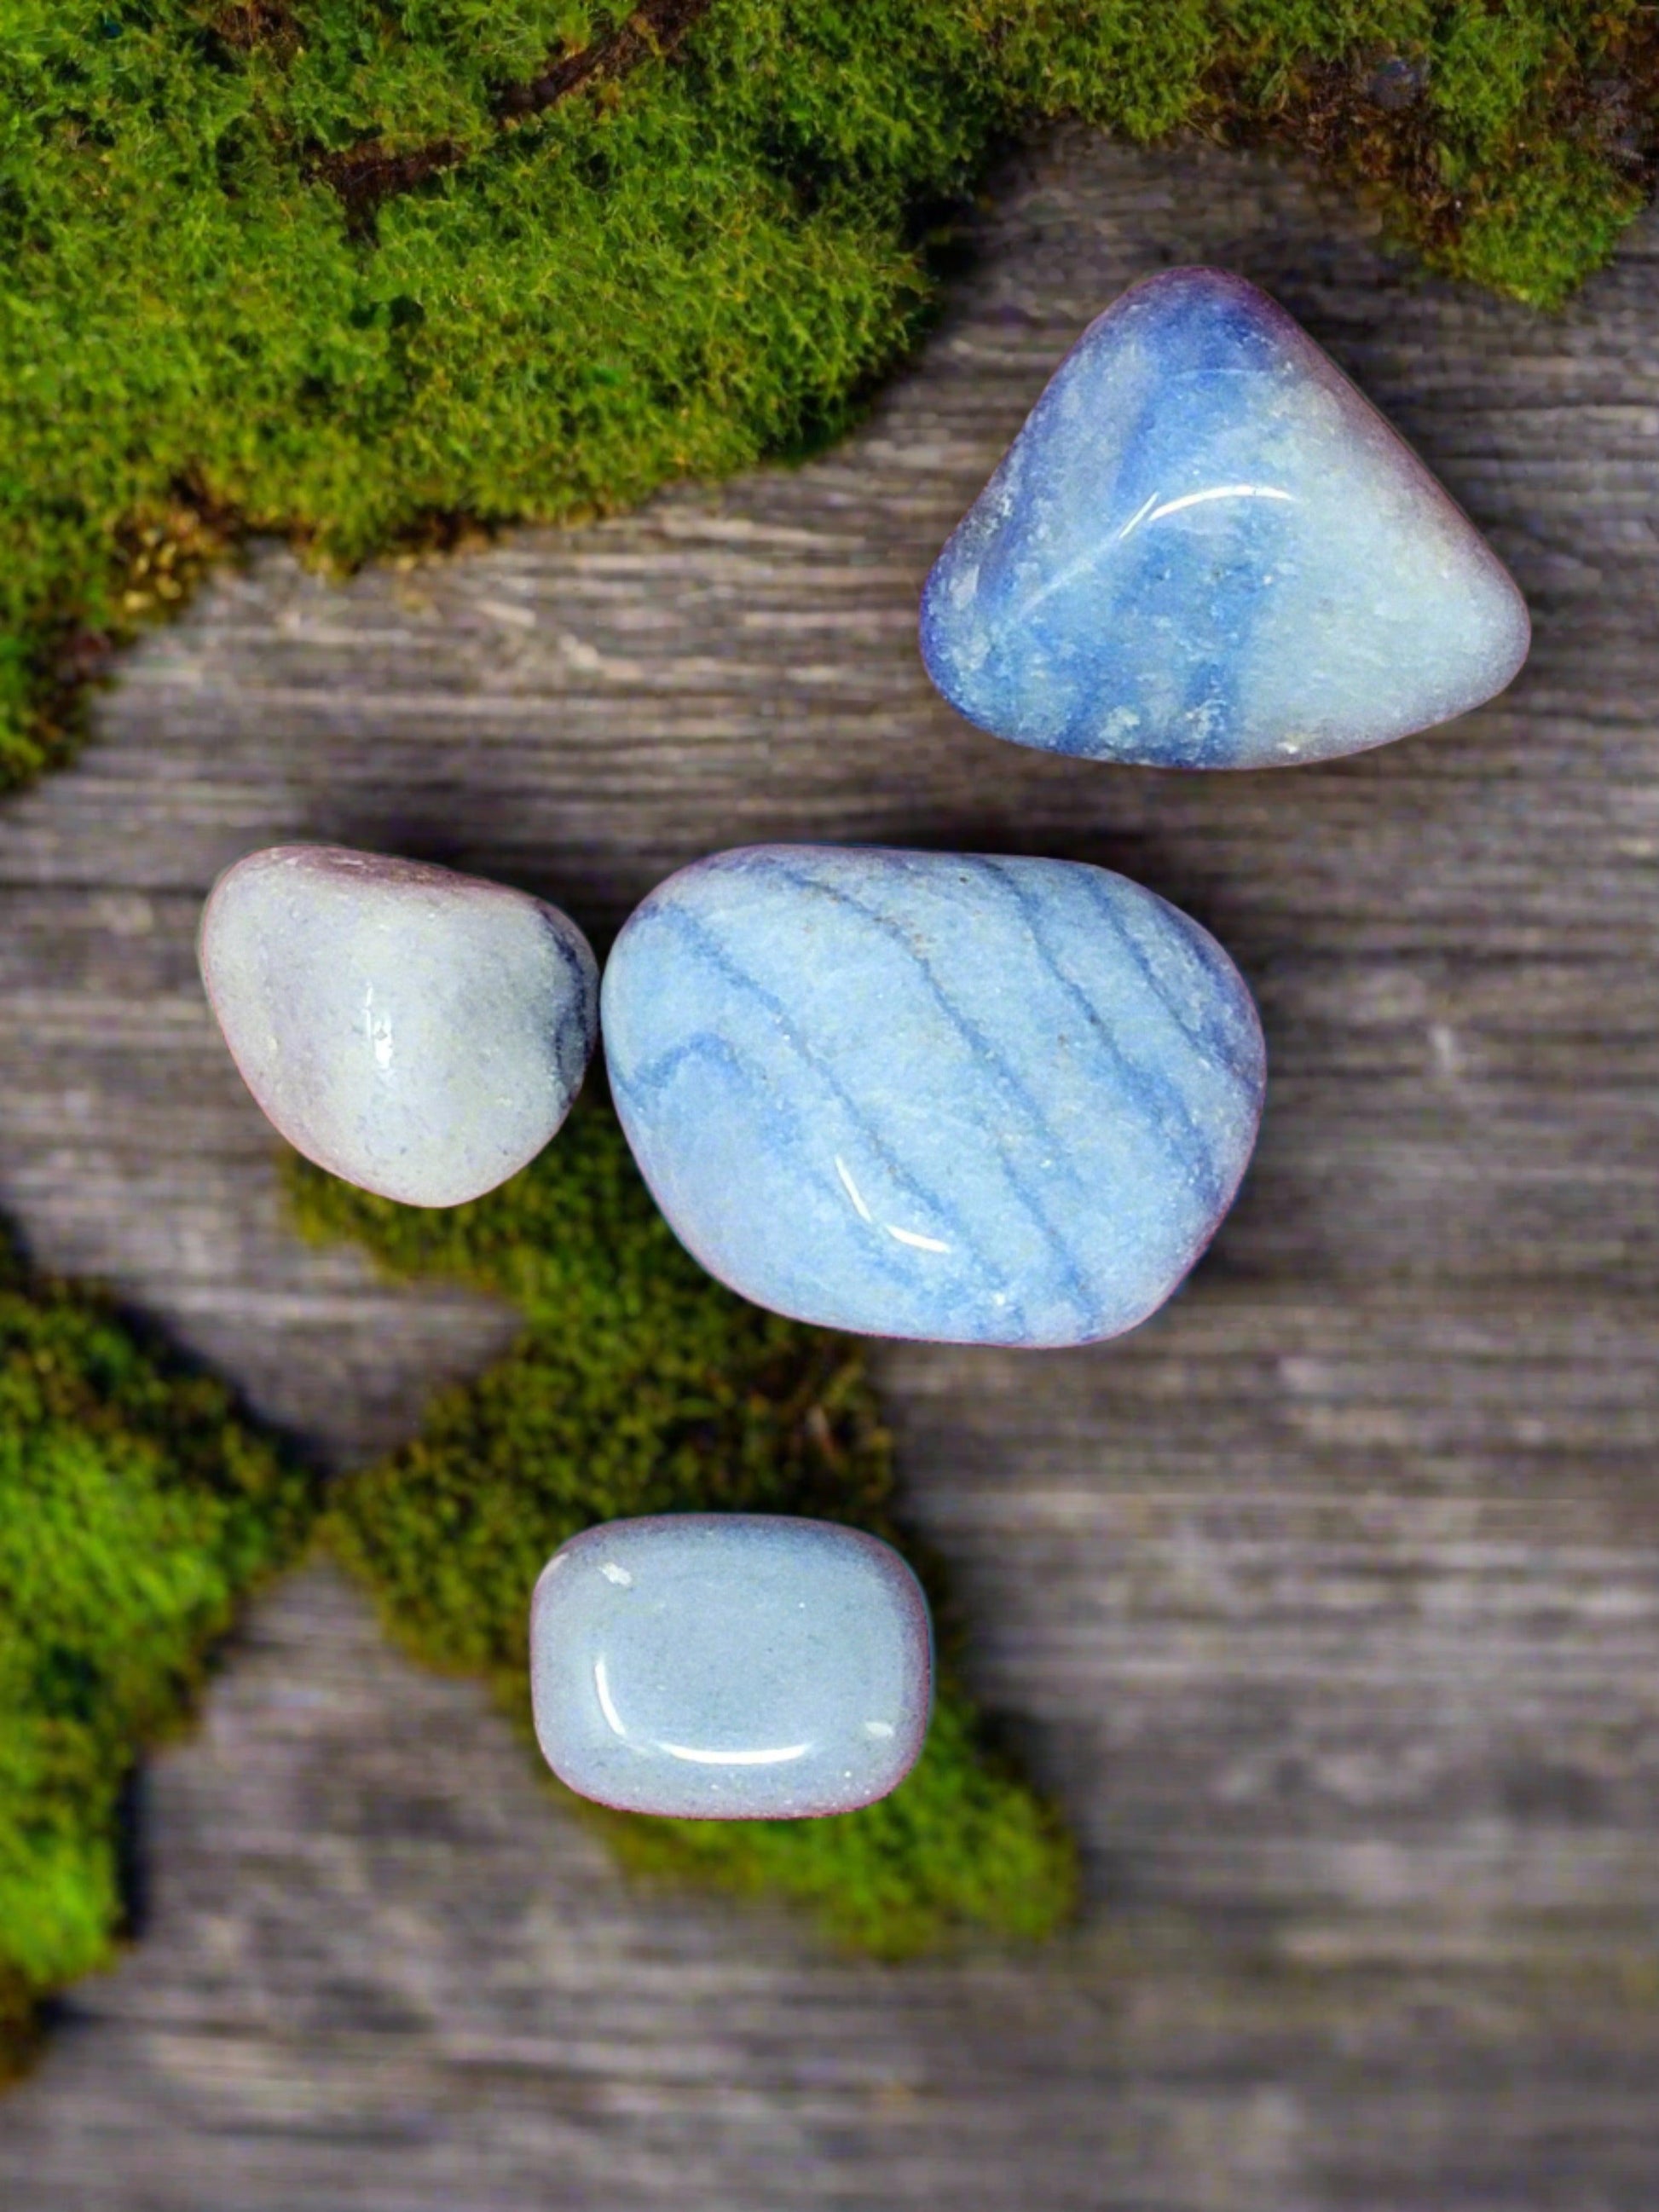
[970,857,1227,1213]
[1073,866,1263,1097]
[761,858,1098,1325]
[610,898,1027,1327]
[621,915,1020,1325]
[540,906,600,1089]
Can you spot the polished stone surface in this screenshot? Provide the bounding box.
[919,265,1530,768]
[602,845,1265,1347]
[530,1515,934,1819]
[199,844,597,1206]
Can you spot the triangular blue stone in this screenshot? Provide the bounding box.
[919,268,1529,770]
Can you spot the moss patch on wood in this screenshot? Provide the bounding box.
[286,1098,1078,1957]
[0,1237,314,2073]
[1,1,1653,786]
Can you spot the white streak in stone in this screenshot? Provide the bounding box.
[363,981,395,1072]
[1142,482,1295,527]
[835,1153,875,1222]
[655,1739,812,1767]
[1114,490,1161,540]
[841,1152,951,1252]
[886,1224,951,1255]
[593,1655,627,1739]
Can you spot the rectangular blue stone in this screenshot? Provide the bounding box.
[529,1515,933,1819]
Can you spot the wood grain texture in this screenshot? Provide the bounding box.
[0,133,1657,2207]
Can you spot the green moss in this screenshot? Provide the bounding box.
[288,1098,1078,1956]
[1448,135,1645,303]
[1431,0,1552,153]
[0,1,1652,783]
[0,1234,315,2069]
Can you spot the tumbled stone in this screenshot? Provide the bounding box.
[530,1515,934,1819]
[919,265,1530,769]
[601,844,1265,1347]
[199,844,597,1206]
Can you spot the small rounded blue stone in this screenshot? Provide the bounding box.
[529,1516,934,1820]
[601,844,1266,1349]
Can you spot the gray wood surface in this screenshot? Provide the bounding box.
[0,133,1656,2208]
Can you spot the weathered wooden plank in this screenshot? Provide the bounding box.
[0,132,1656,2206]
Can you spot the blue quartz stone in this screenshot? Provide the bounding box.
[919,266,1530,770]
[529,1516,934,1819]
[601,845,1265,1349]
